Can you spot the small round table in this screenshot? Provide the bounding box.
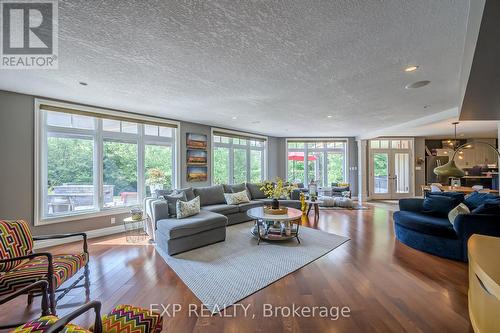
[305,200,324,221]
[247,207,302,244]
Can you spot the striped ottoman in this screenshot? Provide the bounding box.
[13,305,163,333]
[100,304,163,333]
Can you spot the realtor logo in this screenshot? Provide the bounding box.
[1,0,58,69]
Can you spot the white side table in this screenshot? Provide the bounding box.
[123,217,148,243]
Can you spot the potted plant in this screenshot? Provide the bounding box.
[260,178,295,209]
[146,168,166,195]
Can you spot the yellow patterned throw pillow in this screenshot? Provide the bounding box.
[224,190,250,205]
[448,203,470,225]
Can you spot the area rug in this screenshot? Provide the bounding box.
[155,221,349,314]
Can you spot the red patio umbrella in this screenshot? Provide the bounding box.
[287,152,317,161]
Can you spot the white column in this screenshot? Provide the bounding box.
[357,139,368,203]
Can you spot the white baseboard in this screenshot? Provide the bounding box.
[33,224,133,249]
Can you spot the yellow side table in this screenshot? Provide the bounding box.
[468,234,500,333]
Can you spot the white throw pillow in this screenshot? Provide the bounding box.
[448,203,470,225]
[224,190,250,205]
[176,196,200,219]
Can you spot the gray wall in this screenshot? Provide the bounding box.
[179,121,212,188]
[414,137,426,196]
[348,138,359,196]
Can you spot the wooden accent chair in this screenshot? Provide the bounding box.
[0,220,90,314]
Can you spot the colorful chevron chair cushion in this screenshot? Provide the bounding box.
[99,304,163,333]
[0,253,88,297]
[12,315,90,333]
[0,220,34,272]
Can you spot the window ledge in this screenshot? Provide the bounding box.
[36,208,132,226]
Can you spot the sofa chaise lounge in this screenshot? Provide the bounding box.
[146,183,302,255]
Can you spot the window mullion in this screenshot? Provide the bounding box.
[229,145,234,184]
[323,151,327,187]
[137,125,145,203]
[246,145,251,183]
[96,119,104,210]
[304,145,308,185]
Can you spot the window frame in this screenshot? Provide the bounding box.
[285,138,349,186]
[210,128,267,185]
[34,99,180,225]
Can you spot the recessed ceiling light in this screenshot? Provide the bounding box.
[327,115,333,118]
[405,80,431,89]
[232,116,237,120]
[79,81,88,86]
[404,65,419,72]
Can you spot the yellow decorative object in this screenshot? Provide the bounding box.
[300,193,307,214]
[468,234,500,333]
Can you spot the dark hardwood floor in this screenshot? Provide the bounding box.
[0,203,472,332]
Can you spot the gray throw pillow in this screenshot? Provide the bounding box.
[223,183,246,193]
[177,187,195,201]
[193,185,226,206]
[246,183,267,200]
[164,191,187,217]
[155,189,171,198]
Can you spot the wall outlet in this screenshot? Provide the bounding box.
[110,217,116,224]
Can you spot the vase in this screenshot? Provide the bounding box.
[150,184,164,197]
[271,198,279,209]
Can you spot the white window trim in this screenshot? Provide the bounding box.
[34,98,180,226]
[210,128,268,184]
[285,138,350,186]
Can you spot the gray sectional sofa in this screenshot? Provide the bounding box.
[145,183,302,255]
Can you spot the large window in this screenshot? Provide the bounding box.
[212,131,266,184]
[287,140,347,186]
[36,101,178,223]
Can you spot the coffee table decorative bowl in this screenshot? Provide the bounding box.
[247,207,302,244]
[263,206,288,215]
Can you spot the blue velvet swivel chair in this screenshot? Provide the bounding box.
[393,198,500,261]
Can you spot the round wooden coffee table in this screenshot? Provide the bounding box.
[247,207,302,244]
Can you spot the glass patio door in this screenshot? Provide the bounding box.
[370,148,412,199]
[371,151,390,199]
[393,152,411,198]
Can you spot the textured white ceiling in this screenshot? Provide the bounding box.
[0,0,471,137]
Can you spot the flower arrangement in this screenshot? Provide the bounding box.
[260,178,295,199]
[145,168,166,186]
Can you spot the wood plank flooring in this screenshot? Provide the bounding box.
[0,203,471,332]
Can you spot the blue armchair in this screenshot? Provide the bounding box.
[393,198,500,261]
